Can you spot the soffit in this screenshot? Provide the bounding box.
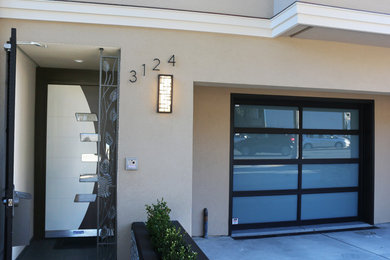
[18,43,119,70]
[291,27,390,48]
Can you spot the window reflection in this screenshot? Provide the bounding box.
[303,108,359,130]
[234,105,298,129]
[303,135,359,159]
[234,133,298,159]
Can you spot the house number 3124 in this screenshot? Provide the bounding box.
[129,55,176,83]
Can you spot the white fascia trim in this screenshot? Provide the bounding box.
[0,0,390,38]
[0,0,272,38]
[271,3,299,37]
[296,3,390,35]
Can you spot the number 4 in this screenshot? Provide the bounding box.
[168,55,176,66]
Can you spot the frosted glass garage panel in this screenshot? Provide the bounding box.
[233,165,298,191]
[301,192,358,220]
[303,108,359,130]
[302,135,359,159]
[234,105,298,128]
[302,164,359,189]
[232,195,297,224]
[234,133,298,159]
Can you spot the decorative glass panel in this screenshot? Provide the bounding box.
[302,164,358,189]
[234,133,298,159]
[80,133,99,142]
[303,108,359,130]
[234,105,298,128]
[97,54,119,259]
[301,192,358,220]
[75,113,98,122]
[232,195,297,224]
[233,165,298,191]
[302,135,359,159]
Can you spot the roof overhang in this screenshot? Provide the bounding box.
[1,0,390,47]
[272,2,390,47]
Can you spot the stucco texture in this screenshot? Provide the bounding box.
[1,18,390,259]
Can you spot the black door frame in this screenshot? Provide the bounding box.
[3,28,17,260]
[229,93,375,234]
[34,68,99,239]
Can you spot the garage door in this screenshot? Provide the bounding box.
[230,94,374,232]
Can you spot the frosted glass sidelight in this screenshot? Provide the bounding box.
[234,105,298,128]
[303,108,359,130]
[302,164,359,189]
[233,165,298,191]
[302,135,359,159]
[234,133,298,159]
[301,192,358,220]
[232,195,297,224]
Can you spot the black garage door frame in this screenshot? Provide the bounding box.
[229,94,374,234]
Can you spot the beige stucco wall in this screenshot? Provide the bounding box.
[12,49,36,259]
[192,86,390,236]
[74,0,274,18]
[1,18,390,259]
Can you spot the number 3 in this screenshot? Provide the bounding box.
[129,70,137,83]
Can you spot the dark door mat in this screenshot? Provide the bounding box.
[53,237,97,249]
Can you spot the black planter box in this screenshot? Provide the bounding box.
[132,221,209,260]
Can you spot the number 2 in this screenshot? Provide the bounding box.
[153,58,160,71]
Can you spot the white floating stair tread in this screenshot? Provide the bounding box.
[79,174,98,182]
[74,194,97,203]
[80,133,99,142]
[75,113,98,122]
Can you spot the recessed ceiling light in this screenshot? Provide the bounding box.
[74,59,84,63]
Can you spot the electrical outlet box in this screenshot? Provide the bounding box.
[125,157,138,171]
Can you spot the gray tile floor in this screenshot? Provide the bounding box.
[195,223,390,260]
[16,237,97,260]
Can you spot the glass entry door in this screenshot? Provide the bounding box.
[230,94,373,231]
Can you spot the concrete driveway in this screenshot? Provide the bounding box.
[194,223,390,260]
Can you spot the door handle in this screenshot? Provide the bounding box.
[13,191,32,207]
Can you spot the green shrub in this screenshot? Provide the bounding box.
[145,198,198,260]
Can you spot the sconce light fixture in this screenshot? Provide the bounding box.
[157,74,173,113]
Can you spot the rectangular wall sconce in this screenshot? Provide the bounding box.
[157,74,173,113]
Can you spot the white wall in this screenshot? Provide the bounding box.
[12,49,36,259]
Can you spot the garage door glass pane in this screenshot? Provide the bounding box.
[302,135,359,159]
[302,164,359,189]
[301,192,358,220]
[233,165,298,191]
[234,133,298,159]
[303,108,359,130]
[233,195,297,224]
[234,105,298,128]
